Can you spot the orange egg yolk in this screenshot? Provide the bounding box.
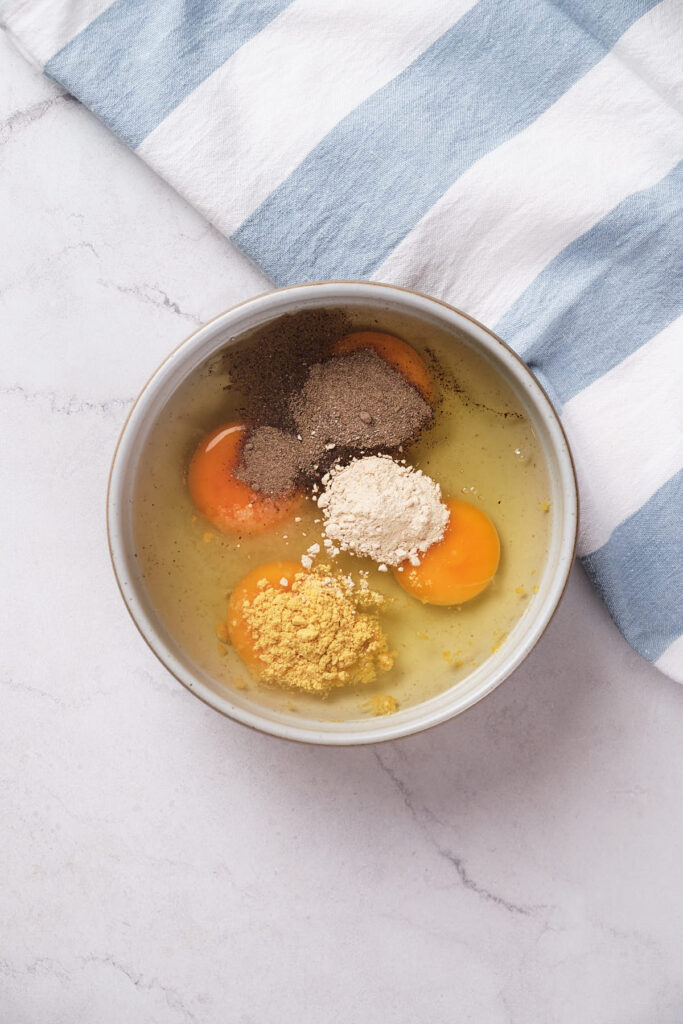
[394,498,500,605]
[188,422,301,534]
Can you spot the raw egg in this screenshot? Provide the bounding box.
[394,498,500,605]
[188,423,301,534]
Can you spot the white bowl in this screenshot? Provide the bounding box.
[108,281,578,745]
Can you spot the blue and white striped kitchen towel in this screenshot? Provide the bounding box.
[3,0,681,680]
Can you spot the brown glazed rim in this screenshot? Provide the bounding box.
[107,280,579,745]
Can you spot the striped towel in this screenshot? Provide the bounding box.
[3,0,681,681]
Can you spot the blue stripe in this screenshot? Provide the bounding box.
[232,0,657,284]
[45,0,294,148]
[496,161,683,405]
[582,471,683,664]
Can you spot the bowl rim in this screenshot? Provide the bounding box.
[107,280,578,745]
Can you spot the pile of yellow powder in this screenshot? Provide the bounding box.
[242,566,393,694]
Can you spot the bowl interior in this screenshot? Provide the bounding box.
[108,283,577,744]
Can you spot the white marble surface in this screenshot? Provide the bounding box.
[2,31,683,1023]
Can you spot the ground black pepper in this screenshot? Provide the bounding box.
[222,307,352,429]
[236,348,433,495]
[234,426,303,495]
[291,349,432,452]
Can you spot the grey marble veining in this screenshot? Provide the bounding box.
[2,29,682,1024]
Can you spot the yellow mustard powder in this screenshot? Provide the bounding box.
[365,694,399,716]
[241,566,393,694]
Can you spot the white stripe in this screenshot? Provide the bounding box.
[613,0,683,114]
[655,634,683,685]
[374,0,683,324]
[564,315,683,557]
[137,0,473,236]
[0,0,111,67]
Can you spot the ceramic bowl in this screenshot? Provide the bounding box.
[108,281,578,744]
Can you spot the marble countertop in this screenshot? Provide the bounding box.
[2,31,682,1024]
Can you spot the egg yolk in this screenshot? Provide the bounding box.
[394,498,500,605]
[333,331,433,399]
[226,561,300,667]
[188,423,301,534]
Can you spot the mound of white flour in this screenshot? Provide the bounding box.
[316,455,449,567]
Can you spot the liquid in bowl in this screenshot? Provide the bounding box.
[133,304,552,723]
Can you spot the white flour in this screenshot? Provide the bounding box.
[316,455,449,567]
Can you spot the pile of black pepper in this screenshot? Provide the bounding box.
[222,309,434,496]
[223,308,349,429]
